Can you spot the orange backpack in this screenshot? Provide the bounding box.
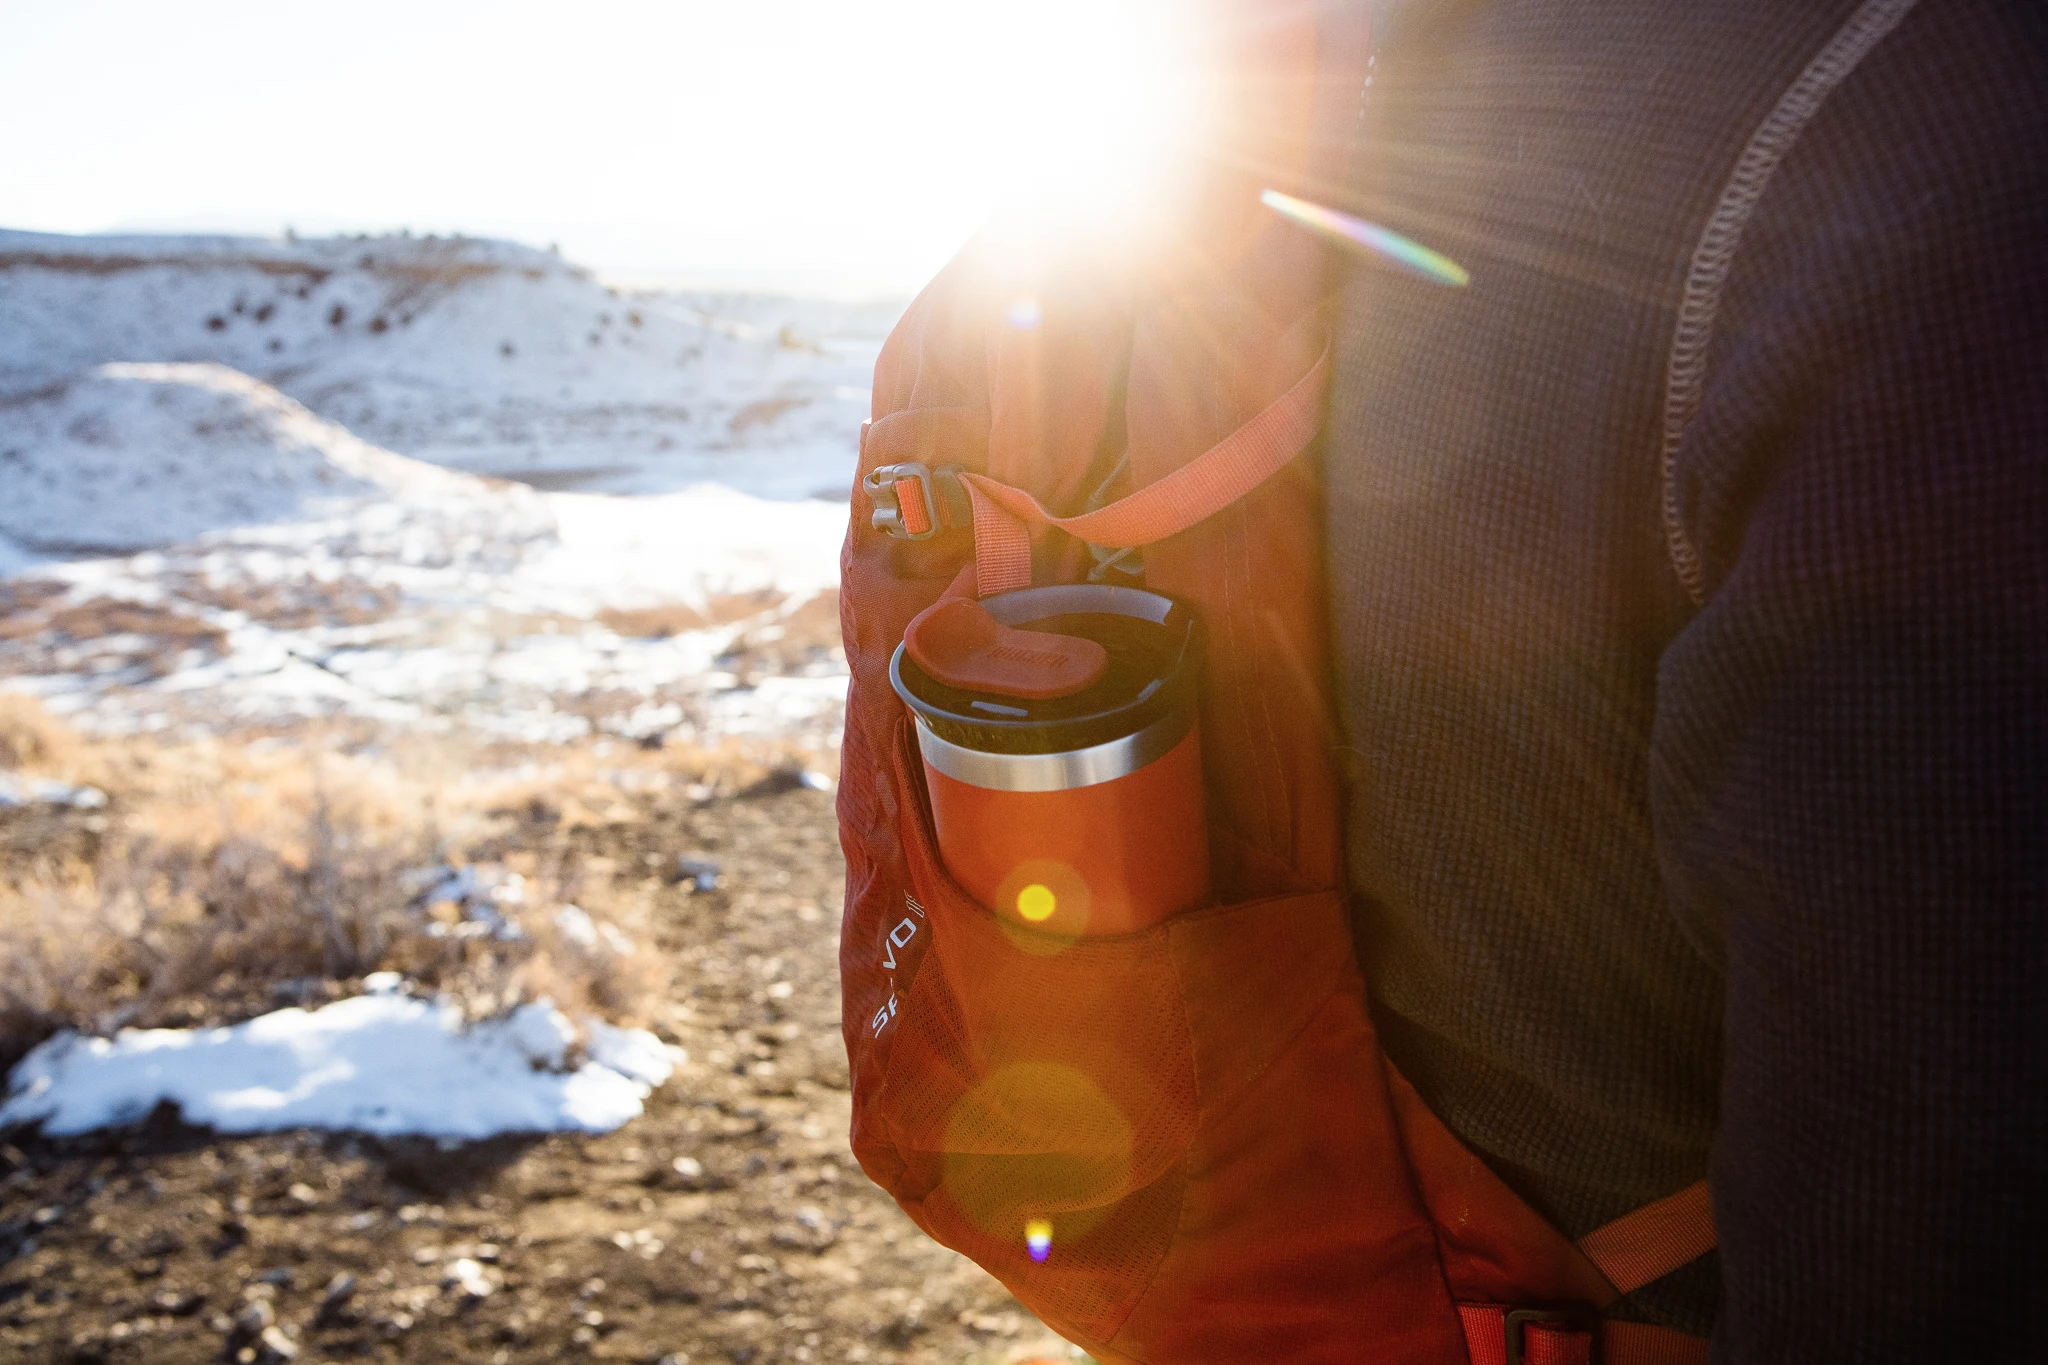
[835,15,1714,1362]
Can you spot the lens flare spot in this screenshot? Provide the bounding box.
[1259,188,1470,288]
[1025,1218,1053,1263]
[1007,297,1043,330]
[1016,883,1057,922]
[941,1063,1134,1241]
[993,860,1091,950]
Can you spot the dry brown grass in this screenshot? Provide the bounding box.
[0,587,230,680]
[728,394,812,431]
[0,596,226,648]
[0,699,699,1071]
[0,578,66,618]
[721,588,843,677]
[596,587,789,640]
[0,692,103,781]
[159,568,402,629]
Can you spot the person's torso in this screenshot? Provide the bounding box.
[1323,0,1871,1330]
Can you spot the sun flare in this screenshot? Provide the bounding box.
[940,0,1207,241]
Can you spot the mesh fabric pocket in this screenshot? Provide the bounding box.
[840,716,1469,1363]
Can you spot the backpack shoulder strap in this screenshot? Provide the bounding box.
[867,347,1329,598]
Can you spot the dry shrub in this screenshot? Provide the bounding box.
[383,867,669,1030]
[0,693,101,782]
[0,738,432,1065]
[0,711,674,1072]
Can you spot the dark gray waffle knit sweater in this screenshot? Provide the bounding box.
[1320,0,2046,1354]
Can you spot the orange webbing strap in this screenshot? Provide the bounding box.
[962,479,1034,598]
[894,478,935,536]
[1602,1322,1711,1365]
[1458,1306,1711,1365]
[1577,1179,1716,1296]
[1457,1305,1598,1365]
[961,347,1331,597]
[1458,1182,1715,1364]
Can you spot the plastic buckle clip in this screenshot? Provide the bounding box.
[862,462,968,540]
[1504,1303,1601,1365]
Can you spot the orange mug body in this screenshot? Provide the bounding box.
[918,722,1208,936]
[892,584,1210,937]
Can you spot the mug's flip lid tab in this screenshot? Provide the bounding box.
[902,598,1107,701]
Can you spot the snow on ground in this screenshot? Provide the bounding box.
[0,228,896,498]
[0,475,850,744]
[0,230,870,747]
[0,772,107,809]
[0,361,494,554]
[0,986,679,1140]
[520,481,844,613]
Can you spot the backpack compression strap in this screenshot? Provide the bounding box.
[1460,1179,1717,1365]
[1577,1178,1717,1298]
[863,347,1330,597]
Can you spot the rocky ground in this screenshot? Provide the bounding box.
[0,785,1072,1365]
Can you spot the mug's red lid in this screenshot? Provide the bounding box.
[890,584,1198,757]
[902,598,1107,701]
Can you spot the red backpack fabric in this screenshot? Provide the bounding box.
[835,15,1714,1362]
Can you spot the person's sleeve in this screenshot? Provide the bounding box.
[1647,10,2048,1361]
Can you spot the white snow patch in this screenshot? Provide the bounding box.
[0,772,107,809]
[503,1000,579,1071]
[519,484,845,613]
[0,994,671,1140]
[553,904,600,950]
[584,1019,680,1089]
[549,904,634,957]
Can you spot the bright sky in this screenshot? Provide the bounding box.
[0,0,1196,295]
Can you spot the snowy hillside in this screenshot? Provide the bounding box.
[0,229,877,747]
[0,228,894,497]
[0,361,499,554]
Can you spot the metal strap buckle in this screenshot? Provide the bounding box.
[861,462,968,540]
[1504,1303,1602,1365]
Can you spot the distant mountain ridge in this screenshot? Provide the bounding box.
[0,227,571,279]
